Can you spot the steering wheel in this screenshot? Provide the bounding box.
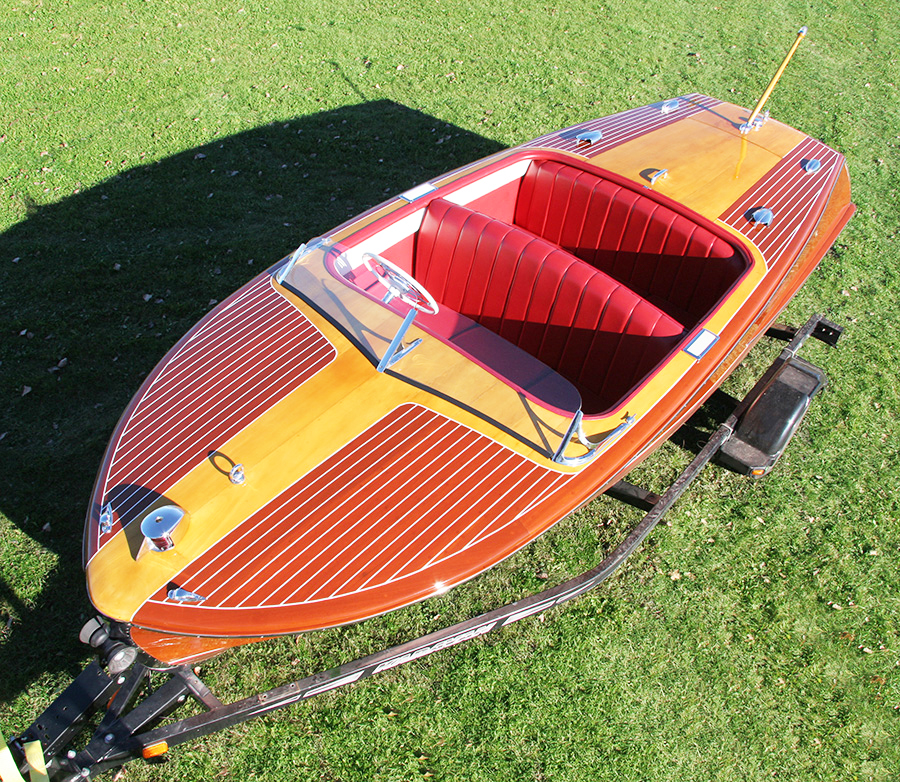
[362,253,439,315]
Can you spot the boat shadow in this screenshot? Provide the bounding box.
[0,101,505,704]
[670,388,742,454]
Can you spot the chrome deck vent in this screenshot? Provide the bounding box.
[751,207,775,227]
[575,130,603,148]
[660,98,680,114]
[803,158,822,174]
[167,587,206,604]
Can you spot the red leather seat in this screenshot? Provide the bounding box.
[414,199,684,413]
[514,159,746,325]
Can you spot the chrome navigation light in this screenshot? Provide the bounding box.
[140,504,188,552]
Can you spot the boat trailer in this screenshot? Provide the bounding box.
[1,314,842,782]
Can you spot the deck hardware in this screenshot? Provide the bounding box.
[576,130,603,147]
[275,237,325,285]
[376,309,422,372]
[740,109,769,134]
[649,168,668,186]
[399,182,437,202]
[684,328,719,359]
[660,98,680,114]
[167,587,206,604]
[229,463,246,485]
[140,505,188,552]
[802,158,822,174]
[553,411,635,467]
[751,207,775,227]
[99,503,114,534]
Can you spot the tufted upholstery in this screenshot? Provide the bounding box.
[514,159,746,325]
[414,199,684,413]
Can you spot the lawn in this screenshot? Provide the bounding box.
[1,0,898,780]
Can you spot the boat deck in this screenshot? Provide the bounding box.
[80,95,853,659]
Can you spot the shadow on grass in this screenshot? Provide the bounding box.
[670,388,742,455]
[0,101,504,704]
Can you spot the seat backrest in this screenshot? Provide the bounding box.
[415,199,684,412]
[514,159,746,325]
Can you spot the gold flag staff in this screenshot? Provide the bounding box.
[741,26,808,133]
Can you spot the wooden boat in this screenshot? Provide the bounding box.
[83,91,854,666]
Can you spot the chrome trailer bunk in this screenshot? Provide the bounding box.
[1,314,842,782]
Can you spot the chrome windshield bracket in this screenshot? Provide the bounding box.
[275,237,325,285]
[377,308,422,372]
[553,412,636,467]
[553,410,584,465]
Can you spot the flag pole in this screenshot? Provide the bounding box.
[741,26,808,134]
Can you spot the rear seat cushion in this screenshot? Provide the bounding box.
[414,199,684,413]
[515,159,746,325]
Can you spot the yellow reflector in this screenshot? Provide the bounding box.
[0,735,27,782]
[23,743,48,782]
[0,736,48,782]
[141,741,169,759]
[751,468,766,476]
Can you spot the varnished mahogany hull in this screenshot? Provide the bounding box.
[82,95,854,664]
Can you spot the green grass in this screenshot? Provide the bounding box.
[2,0,898,779]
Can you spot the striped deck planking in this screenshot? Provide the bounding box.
[142,404,572,620]
[88,277,336,559]
[531,94,722,158]
[720,136,843,265]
